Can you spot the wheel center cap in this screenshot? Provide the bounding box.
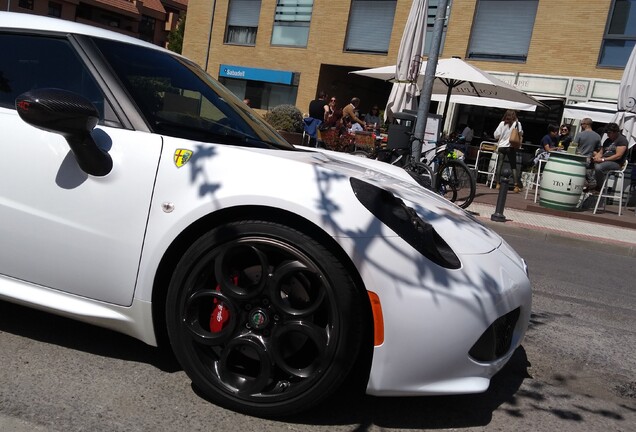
[249,308,269,330]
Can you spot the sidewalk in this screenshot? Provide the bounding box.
[466,182,636,249]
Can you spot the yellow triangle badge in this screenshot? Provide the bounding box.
[174,149,193,168]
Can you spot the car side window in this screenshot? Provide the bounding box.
[0,33,113,124]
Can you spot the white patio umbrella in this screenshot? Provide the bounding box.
[384,0,428,120]
[607,44,636,149]
[352,57,545,118]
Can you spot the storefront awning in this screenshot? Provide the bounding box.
[562,101,617,123]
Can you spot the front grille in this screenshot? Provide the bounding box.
[469,307,520,362]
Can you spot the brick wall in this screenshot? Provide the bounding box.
[183,0,625,113]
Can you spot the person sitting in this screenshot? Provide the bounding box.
[591,122,628,192]
[364,105,382,133]
[534,124,559,166]
[342,97,366,129]
[323,96,340,128]
[308,91,329,123]
[347,118,363,133]
[557,124,572,150]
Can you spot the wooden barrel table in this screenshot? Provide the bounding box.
[539,152,588,211]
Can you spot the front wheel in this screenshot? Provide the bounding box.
[406,161,435,191]
[436,159,476,209]
[166,221,365,417]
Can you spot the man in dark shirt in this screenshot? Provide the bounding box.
[592,122,628,190]
[308,91,329,122]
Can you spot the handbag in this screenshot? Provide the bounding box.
[509,122,522,149]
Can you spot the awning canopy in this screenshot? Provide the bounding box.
[562,101,617,123]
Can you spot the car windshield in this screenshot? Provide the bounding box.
[92,38,294,150]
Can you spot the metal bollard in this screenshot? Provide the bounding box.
[491,168,511,222]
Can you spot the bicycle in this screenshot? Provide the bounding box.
[352,135,475,209]
[418,136,476,209]
[351,137,435,192]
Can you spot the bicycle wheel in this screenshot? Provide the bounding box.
[406,161,435,191]
[436,159,476,209]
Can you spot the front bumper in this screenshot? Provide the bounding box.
[363,241,532,396]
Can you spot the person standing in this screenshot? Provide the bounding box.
[461,123,474,144]
[493,110,523,193]
[592,122,628,190]
[308,91,329,122]
[572,117,601,190]
[342,97,366,129]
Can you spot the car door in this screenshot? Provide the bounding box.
[0,32,161,306]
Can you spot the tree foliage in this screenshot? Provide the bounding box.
[167,15,186,54]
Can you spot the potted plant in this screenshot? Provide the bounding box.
[263,104,304,145]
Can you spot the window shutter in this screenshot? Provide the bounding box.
[345,0,397,53]
[468,0,538,60]
[227,0,261,27]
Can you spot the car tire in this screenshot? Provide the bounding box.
[166,220,365,417]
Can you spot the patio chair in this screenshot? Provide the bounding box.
[524,158,547,203]
[593,160,629,216]
[473,141,499,188]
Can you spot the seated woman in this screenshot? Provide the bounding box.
[533,124,560,166]
[558,124,572,150]
[364,105,382,133]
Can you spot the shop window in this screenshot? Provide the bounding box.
[19,0,33,10]
[48,1,62,17]
[271,0,313,47]
[225,0,262,46]
[219,77,298,111]
[467,0,538,62]
[599,0,636,67]
[344,0,397,54]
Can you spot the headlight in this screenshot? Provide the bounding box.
[350,178,460,269]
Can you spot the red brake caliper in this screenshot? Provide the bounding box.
[210,275,237,333]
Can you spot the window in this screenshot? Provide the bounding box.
[345,0,397,54]
[271,0,313,47]
[0,34,108,123]
[225,0,262,45]
[599,0,636,67]
[423,0,452,55]
[48,1,62,17]
[467,0,538,62]
[139,15,156,42]
[18,0,33,10]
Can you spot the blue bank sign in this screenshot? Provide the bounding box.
[219,64,295,85]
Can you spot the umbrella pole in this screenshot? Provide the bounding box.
[413,0,449,159]
[441,84,453,128]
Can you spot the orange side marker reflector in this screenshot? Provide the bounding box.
[367,291,384,346]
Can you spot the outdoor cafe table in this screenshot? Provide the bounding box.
[539,151,588,211]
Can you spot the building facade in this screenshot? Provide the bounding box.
[1,0,187,48]
[182,0,634,144]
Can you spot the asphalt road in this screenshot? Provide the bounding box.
[1,225,635,432]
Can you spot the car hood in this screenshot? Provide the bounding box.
[291,147,503,255]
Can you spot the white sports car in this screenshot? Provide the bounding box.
[0,12,531,418]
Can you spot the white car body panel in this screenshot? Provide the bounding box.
[0,109,161,306]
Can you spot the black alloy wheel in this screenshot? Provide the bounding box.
[166,221,364,417]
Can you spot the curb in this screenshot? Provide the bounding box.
[467,203,636,258]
